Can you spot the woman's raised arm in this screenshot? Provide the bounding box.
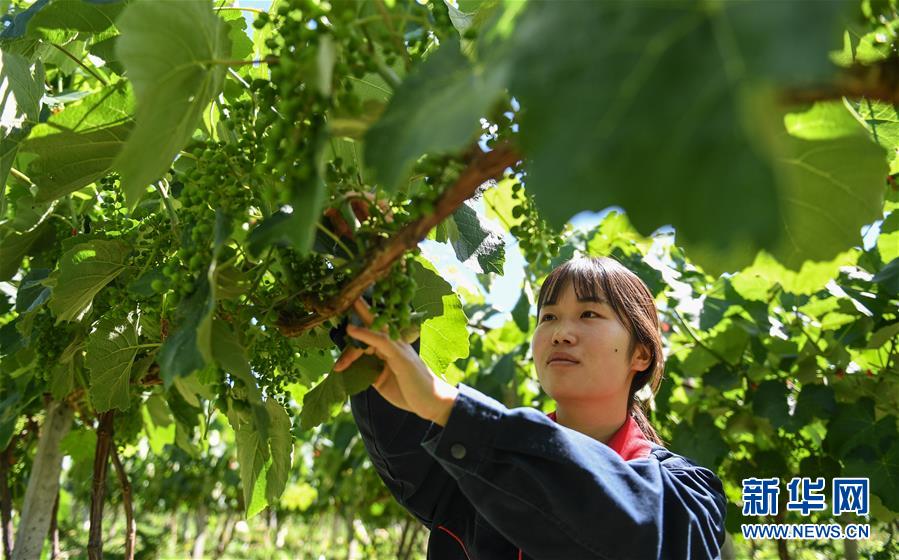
[418,383,727,560]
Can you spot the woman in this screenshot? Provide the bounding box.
[334,256,727,559]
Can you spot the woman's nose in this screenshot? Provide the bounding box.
[552,326,576,345]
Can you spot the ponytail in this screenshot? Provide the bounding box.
[630,397,665,446]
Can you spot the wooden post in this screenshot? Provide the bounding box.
[12,401,73,560]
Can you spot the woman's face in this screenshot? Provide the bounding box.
[531,280,650,403]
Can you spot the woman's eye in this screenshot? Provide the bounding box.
[582,311,600,318]
[540,314,554,322]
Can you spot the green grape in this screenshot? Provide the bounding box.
[28,311,78,377]
[247,326,311,397]
[366,254,419,342]
[507,186,563,277]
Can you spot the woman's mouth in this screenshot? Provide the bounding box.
[547,352,580,366]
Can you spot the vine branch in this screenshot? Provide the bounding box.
[782,60,899,106]
[50,44,108,86]
[669,308,733,367]
[110,447,135,560]
[87,411,114,560]
[0,443,13,560]
[275,144,520,337]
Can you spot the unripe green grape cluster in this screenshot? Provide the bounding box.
[279,251,346,304]
[162,142,252,300]
[370,254,418,341]
[131,211,171,295]
[248,325,324,396]
[508,182,563,274]
[94,174,138,234]
[260,1,335,212]
[28,311,77,375]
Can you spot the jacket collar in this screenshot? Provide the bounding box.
[546,411,653,461]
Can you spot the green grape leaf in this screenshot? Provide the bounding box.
[218,9,253,62]
[854,20,899,65]
[409,256,454,321]
[28,80,134,138]
[89,34,124,75]
[445,201,506,274]
[783,100,862,140]
[420,294,470,377]
[483,178,525,232]
[0,387,40,450]
[868,321,899,349]
[798,453,842,482]
[731,249,860,297]
[793,384,837,425]
[26,124,131,203]
[158,277,214,386]
[60,429,97,466]
[0,51,43,130]
[584,211,648,258]
[751,379,791,429]
[0,51,44,187]
[444,0,474,35]
[172,373,213,409]
[299,370,346,432]
[878,211,899,262]
[299,354,382,432]
[48,360,74,401]
[511,288,531,333]
[265,399,292,504]
[702,363,741,392]
[113,0,230,207]
[85,313,141,412]
[0,221,55,281]
[22,82,134,202]
[843,440,899,512]
[234,416,270,518]
[824,398,888,458]
[48,239,130,322]
[340,354,384,396]
[502,1,870,275]
[146,394,172,427]
[294,352,335,386]
[280,482,317,513]
[760,103,888,269]
[246,127,328,256]
[211,318,261,402]
[142,400,175,455]
[478,352,515,399]
[670,412,729,469]
[26,0,125,34]
[365,39,507,190]
[872,257,899,295]
[698,296,730,331]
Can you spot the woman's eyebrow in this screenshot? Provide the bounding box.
[542,296,609,307]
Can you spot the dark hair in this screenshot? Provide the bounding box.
[536,256,666,445]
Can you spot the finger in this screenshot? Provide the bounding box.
[373,363,389,389]
[346,324,394,355]
[353,297,376,326]
[334,346,363,372]
[351,299,390,335]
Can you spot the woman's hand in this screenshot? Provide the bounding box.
[334,297,459,426]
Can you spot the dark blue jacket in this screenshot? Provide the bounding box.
[350,382,727,559]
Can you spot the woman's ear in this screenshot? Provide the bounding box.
[630,342,652,373]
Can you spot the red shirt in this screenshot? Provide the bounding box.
[547,410,653,461]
